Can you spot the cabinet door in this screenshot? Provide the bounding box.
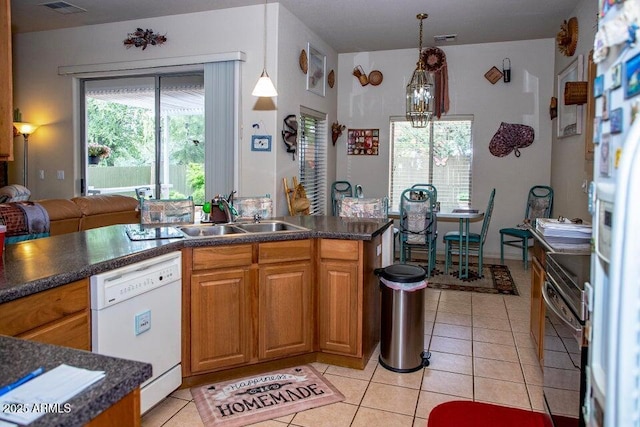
[318,260,360,356]
[191,268,251,372]
[530,255,545,363]
[258,262,312,360]
[0,0,12,160]
[18,312,90,350]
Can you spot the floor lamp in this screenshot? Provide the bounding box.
[13,122,38,188]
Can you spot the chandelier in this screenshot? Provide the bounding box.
[406,13,434,128]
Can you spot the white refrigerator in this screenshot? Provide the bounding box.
[586,2,640,426]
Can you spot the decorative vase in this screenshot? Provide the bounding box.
[88,155,100,165]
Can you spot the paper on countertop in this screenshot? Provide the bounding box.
[536,218,592,238]
[0,364,105,425]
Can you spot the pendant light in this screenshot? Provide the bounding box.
[252,0,278,97]
[406,13,434,128]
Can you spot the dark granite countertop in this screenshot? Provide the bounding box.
[0,336,151,427]
[0,216,392,304]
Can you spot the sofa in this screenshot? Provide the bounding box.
[0,195,140,242]
[38,195,140,236]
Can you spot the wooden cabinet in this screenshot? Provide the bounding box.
[0,279,90,350]
[530,241,546,363]
[0,0,12,160]
[318,259,359,355]
[189,245,253,373]
[318,239,362,356]
[188,240,313,374]
[257,240,313,360]
[258,262,312,359]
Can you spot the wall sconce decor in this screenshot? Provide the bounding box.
[503,58,511,83]
[353,66,369,86]
[331,122,346,145]
[123,28,167,50]
[484,66,503,84]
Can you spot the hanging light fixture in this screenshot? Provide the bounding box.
[406,13,434,128]
[252,0,278,97]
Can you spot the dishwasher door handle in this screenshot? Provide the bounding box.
[541,281,582,335]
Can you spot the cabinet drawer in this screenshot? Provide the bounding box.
[18,311,90,351]
[259,239,311,264]
[193,245,253,270]
[320,239,360,261]
[0,279,88,337]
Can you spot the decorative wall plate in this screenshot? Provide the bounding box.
[369,70,383,86]
[328,70,335,88]
[557,17,579,57]
[299,49,308,74]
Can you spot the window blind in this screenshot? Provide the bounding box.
[299,109,327,215]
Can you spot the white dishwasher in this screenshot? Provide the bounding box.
[90,251,182,414]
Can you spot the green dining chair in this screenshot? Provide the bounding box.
[331,181,352,216]
[399,187,438,276]
[499,185,554,269]
[443,188,496,278]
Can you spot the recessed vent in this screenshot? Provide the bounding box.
[434,34,458,43]
[40,1,87,15]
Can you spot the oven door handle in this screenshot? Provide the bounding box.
[541,281,582,335]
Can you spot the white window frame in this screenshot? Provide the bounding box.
[389,115,474,213]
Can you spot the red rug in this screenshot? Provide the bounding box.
[427,401,550,427]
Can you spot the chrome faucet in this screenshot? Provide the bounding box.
[253,213,263,223]
[214,197,235,223]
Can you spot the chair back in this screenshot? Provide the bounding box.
[411,183,437,209]
[399,187,436,244]
[479,188,496,244]
[331,181,353,215]
[525,185,553,221]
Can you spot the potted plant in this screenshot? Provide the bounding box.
[88,143,111,165]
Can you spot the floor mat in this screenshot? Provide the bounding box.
[191,365,344,427]
[427,401,548,427]
[422,260,519,295]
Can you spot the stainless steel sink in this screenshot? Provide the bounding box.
[179,224,246,237]
[235,220,308,233]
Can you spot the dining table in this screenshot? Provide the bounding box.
[437,208,485,279]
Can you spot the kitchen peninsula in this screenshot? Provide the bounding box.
[0,216,393,394]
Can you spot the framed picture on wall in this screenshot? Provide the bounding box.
[557,55,584,138]
[306,43,326,97]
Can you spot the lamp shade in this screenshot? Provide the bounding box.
[252,69,278,97]
[13,122,39,135]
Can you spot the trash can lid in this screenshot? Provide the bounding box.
[377,264,427,283]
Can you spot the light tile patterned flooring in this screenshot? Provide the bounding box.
[142,258,543,427]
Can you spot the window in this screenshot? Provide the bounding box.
[81,61,239,205]
[389,116,473,212]
[84,73,205,202]
[299,109,328,215]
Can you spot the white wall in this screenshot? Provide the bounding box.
[11,4,320,205]
[551,0,597,222]
[272,5,338,216]
[337,39,556,259]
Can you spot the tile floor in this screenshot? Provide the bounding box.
[142,257,544,427]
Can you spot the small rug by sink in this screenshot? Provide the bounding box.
[191,365,344,427]
[423,260,518,295]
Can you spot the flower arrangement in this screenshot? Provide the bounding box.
[88,143,111,159]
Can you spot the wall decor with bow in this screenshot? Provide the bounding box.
[281,114,298,160]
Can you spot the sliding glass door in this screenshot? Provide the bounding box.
[83,73,205,203]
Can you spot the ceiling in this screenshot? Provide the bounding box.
[10,0,581,53]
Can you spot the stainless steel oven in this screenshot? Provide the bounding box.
[542,253,591,427]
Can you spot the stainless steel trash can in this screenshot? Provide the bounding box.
[376,264,430,372]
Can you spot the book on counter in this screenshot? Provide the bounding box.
[0,364,105,425]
